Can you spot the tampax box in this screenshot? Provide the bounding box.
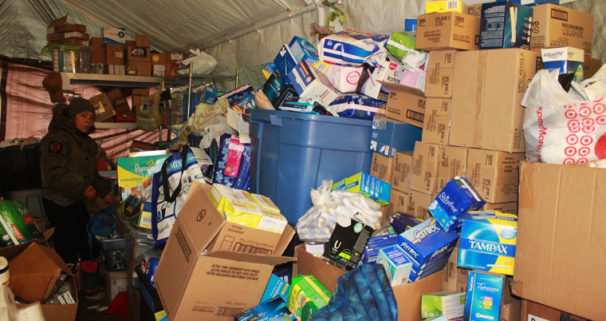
[513,162,606,320]
[540,46,584,81]
[531,4,593,55]
[425,50,456,98]
[450,48,538,153]
[287,60,338,108]
[410,141,440,194]
[427,177,486,232]
[466,149,524,203]
[332,171,391,205]
[370,152,394,183]
[416,12,480,51]
[154,182,295,321]
[458,211,518,275]
[479,2,533,49]
[464,271,505,321]
[398,218,459,282]
[377,244,413,286]
[381,82,427,128]
[370,114,422,157]
[421,291,466,319]
[392,151,414,193]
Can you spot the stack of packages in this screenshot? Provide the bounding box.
[46,16,90,73]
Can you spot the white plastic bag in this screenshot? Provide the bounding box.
[522,66,606,164]
[296,180,382,244]
[177,48,217,76]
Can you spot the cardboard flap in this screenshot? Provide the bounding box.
[182,181,227,254]
[380,81,425,97]
[205,251,296,266]
[272,224,295,255]
[8,243,73,303]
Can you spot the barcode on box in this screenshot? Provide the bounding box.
[447,0,459,10]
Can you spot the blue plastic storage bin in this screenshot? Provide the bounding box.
[250,110,374,225]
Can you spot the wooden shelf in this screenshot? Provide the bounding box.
[60,73,163,89]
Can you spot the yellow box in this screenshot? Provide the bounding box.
[425,0,466,13]
[209,183,257,215]
[251,193,280,213]
[227,209,288,234]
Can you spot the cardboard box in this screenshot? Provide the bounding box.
[584,55,602,79]
[514,162,606,320]
[0,242,78,321]
[370,152,394,183]
[127,45,151,62]
[520,300,589,321]
[390,188,412,216]
[466,3,483,16]
[466,149,524,203]
[382,82,426,128]
[436,145,467,193]
[88,92,116,121]
[287,60,338,108]
[293,244,445,321]
[127,61,151,76]
[136,34,150,47]
[106,271,128,301]
[154,182,295,321]
[392,151,414,193]
[370,114,422,157]
[450,49,538,153]
[481,201,518,214]
[479,2,533,50]
[90,37,105,64]
[416,12,480,51]
[409,190,433,220]
[105,44,125,65]
[443,243,468,292]
[103,26,127,44]
[425,50,456,98]
[425,0,466,14]
[410,141,440,194]
[531,4,593,55]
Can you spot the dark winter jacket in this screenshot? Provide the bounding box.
[40,103,110,205]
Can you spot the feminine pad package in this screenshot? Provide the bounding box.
[328,94,386,120]
[398,218,459,282]
[458,211,518,275]
[427,177,485,232]
[362,232,399,264]
[318,30,387,66]
[389,212,422,234]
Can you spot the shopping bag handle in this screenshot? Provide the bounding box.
[161,145,189,203]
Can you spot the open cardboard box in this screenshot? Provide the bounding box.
[0,234,78,321]
[293,244,445,321]
[154,181,295,321]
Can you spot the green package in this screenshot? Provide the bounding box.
[287,275,332,321]
[421,291,466,319]
[385,32,418,62]
[0,201,43,246]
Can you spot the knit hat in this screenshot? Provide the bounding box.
[67,97,95,117]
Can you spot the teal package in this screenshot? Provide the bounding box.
[479,1,533,49]
[261,274,290,303]
[464,271,504,321]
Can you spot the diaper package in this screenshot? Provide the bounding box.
[318,30,387,66]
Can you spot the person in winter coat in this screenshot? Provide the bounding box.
[40,97,113,297]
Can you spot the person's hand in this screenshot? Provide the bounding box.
[103,192,114,203]
[84,185,96,200]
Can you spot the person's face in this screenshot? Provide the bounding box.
[74,111,94,133]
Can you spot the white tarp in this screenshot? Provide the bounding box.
[0,0,603,89]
